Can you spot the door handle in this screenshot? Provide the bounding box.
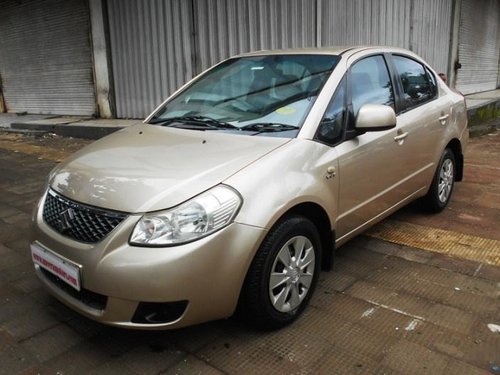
[394,132,408,142]
[438,113,449,125]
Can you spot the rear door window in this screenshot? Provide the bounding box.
[392,55,437,110]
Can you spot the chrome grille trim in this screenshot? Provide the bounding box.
[42,189,127,243]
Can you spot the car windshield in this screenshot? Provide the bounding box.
[149,54,340,137]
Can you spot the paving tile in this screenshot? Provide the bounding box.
[5,237,31,257]
[87,360,140,375]
[166,321,229,354]
[0,262,37,288]
[389,245,434,264]
[0,205,24,220]
[20,324,83,362]
[118,344,186,375]
[0,294,43,324]
[162,355,225,375]
[0,327,14,351]
[357,236,400,257]
[0,222,25,247]
[381,340,449,375]
[0,344,39,374]
[0,249,28,271]
[355,304,418,339]
[427,253,482,277]
[339,244,389,266]
[444,359,492,375]
[318,270,358,292]
[329,323,398,361]
[196,327,330,375]
[445,289,499,319]
[346,280,480,335]
[401,318,477,361]
[39,335,134,375]
[423,303,477,335]
[475,263,500,282]
[366,267,455,303]
[2,213,30,227]
[312,289,377,322]
[290,303,354,343]
[3,309,61,342]
[314,347,380,375]
[333,256,380,279]
[10,273,43,294]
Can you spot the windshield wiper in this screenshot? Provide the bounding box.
[149,116,238,130]
[240,123,300,133]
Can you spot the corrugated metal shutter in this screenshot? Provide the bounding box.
[107,0,486,119]
[193,0,317,72]
[456,0,500,94]
[410,0,452,74]
[319,0,452,72]
[107,0,194,119]
[319,0,412,48]
[107,0,316,119]
[0,0,96,115]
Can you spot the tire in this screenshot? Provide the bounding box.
[421,148,456,213]
[238,215,321,329]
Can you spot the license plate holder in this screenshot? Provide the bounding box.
[31,243,81,291]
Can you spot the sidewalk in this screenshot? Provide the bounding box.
[0,89,499,140]
[0,131,499,374]
[0,115,143,139]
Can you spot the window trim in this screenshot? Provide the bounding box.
[313,76,348,147]
[388,54,438,114]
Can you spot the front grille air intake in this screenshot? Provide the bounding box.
[42,189,127,243]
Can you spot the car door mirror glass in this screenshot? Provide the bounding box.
[355,104,396,132]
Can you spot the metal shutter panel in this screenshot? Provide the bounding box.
[456,0,500,94]
[0,0,96,115]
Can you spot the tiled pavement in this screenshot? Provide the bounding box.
[0,132,499,375]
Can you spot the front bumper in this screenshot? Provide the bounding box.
[31,193,267,329]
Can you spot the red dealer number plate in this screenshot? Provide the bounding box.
[31,243,81,291]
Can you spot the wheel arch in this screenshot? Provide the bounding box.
[446,138,464,181]
[285,202,335,271]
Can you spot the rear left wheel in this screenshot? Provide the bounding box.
[421,148,456,212]
[238,215,321,329]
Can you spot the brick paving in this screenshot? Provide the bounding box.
[0,132,499,374]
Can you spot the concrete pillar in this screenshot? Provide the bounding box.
[89,0,114,118]
[447,0,462,89]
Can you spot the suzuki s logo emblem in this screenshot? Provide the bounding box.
[58,208,75,232]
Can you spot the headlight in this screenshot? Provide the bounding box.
[130,185,242,246]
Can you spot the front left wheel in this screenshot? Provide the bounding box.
[238,215,321,329]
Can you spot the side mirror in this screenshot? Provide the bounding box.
[355,104,396,132]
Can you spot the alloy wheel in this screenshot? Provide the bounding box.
[438,158,454,203]
[268,235,316,313]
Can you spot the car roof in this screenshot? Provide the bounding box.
[234,46,414,58]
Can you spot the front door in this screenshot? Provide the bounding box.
[335,54,404,241]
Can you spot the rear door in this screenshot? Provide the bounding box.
[388,54,449,192]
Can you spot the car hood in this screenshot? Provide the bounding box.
[49,124,290,213]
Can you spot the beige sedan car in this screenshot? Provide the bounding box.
[31,46,468,329]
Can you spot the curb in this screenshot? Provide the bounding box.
[9,122,124,139]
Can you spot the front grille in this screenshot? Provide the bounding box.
[41,268,107,310]
[43,189,127,243]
